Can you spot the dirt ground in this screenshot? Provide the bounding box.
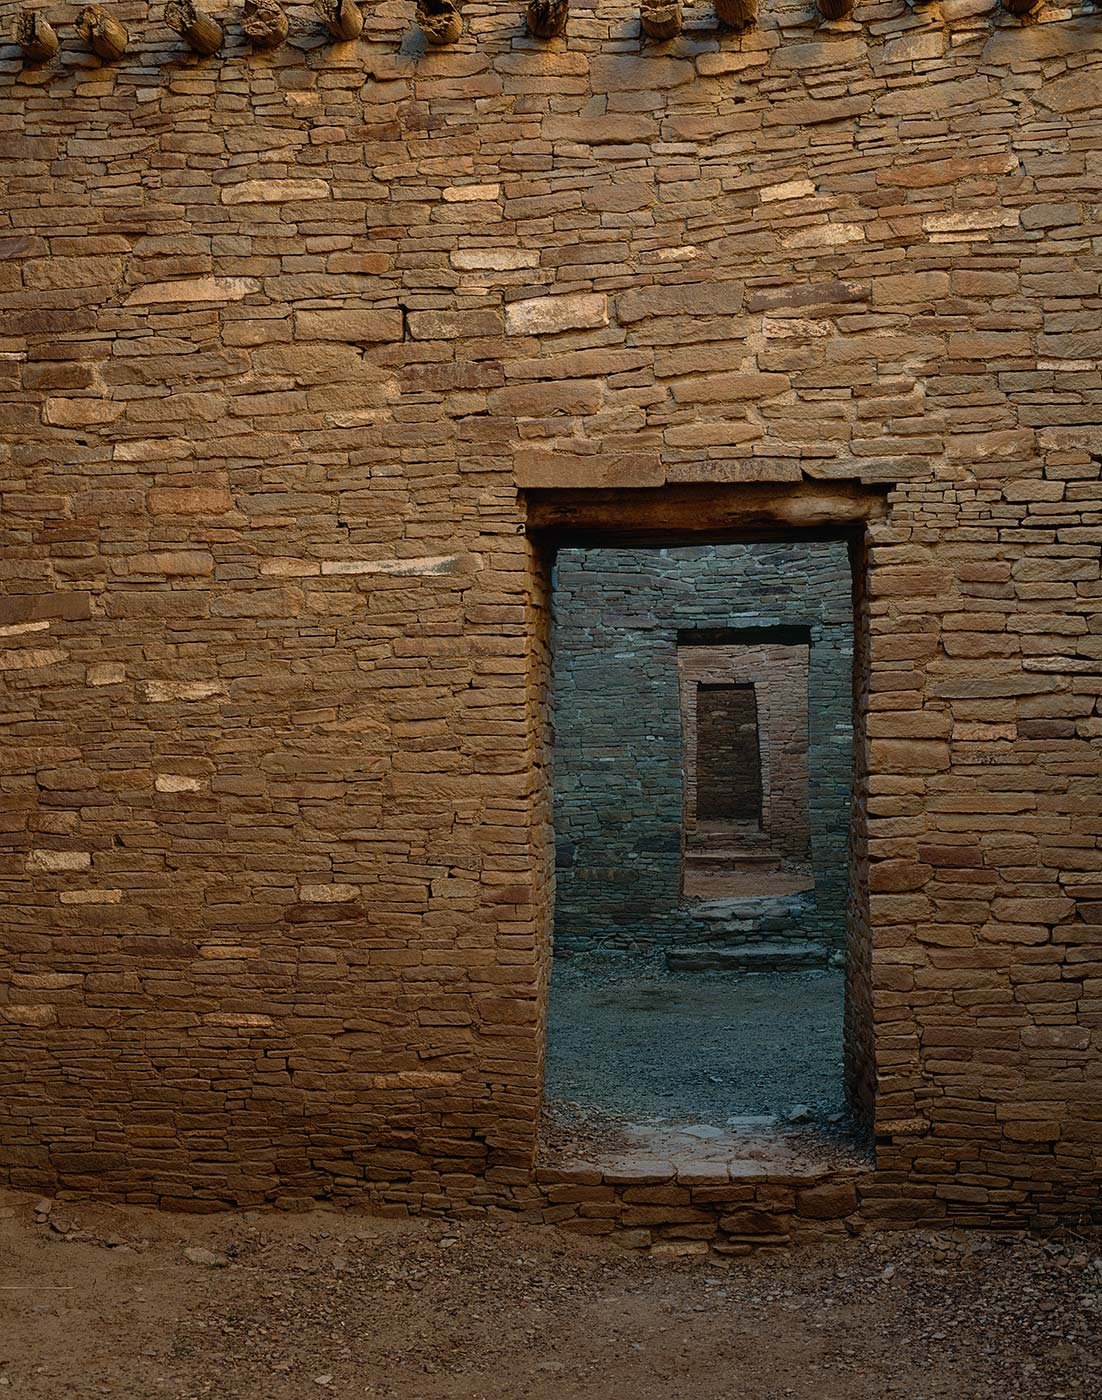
[2,1188,1100,1400]
[546,957,845,1126]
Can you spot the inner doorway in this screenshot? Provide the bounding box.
[695,683,763,827]
[539,529,866,1174]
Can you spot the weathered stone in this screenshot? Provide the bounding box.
[760,179,816,202]
[147,488,234,514]
[795,1182,859,1219]
[140,681,226,703]
[505,294,608,336]
[293,309,404,342]
[27,850,91,872]
[299,883,358,903]
[155,774,204,793]
[1036,71,1095,115]
[451,248,539,272]
[618,282,742,323]
[222,179,330,204]
[24,257,124,290]
[184,1246,230,1267]
[588,56,694,90]
[442,184,500,202]
[488,381,603,417]
[43,398,120,427]
[871,272,949,305]
[764,95,871,127]
[543,114,658,145]
[719,1209,778,1235]
[669,372,787,403]
[514,449,663,488]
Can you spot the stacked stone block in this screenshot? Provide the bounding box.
[0,0,1099,1234]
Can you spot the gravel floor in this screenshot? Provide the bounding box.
[546,955,846,1127]
[2,1191,1100,1400]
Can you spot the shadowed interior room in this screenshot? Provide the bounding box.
[543,540,859,1171]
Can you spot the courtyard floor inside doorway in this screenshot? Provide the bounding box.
[543,956,862,1174]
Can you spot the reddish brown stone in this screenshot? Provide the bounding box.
[795,1182,859,1220]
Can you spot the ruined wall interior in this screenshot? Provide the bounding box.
[551,543,853,954]
[1,0,1102,1238]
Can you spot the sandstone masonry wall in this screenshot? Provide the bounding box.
[551,543,853,952]
[1,0,1101,1231]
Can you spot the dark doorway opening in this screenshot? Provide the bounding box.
[526,483,881,1177]
[695,683,762,825]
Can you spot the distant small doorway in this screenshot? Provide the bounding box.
[694,683,763,826]
[677,630,815,902]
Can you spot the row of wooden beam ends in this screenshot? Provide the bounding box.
[13,0,366,57]
[11,0,1048,63]
[643,0,1044,33]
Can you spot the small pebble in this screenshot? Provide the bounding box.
[184,1246,230,1268]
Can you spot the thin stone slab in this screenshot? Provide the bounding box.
[666,942,828,973]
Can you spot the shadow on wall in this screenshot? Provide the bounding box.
[551,540,854,961]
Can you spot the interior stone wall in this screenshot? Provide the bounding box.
[552,544,853,952]
[1,0,1101,1229]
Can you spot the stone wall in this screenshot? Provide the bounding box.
[551,543,853,952]
[1,0,1101,1231]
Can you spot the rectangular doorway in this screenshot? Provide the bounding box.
[531,508,874,1177]
[694,683,763,826]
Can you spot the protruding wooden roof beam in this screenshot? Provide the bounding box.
[76,4,128,60]
[715,0,757,30]
[242,0,288,48]
[14,9,59,62]
[417,0,462,44]
[315,0,364,42]
[165,0,224,54]
[640,0,682,41]
[526,0,567,39]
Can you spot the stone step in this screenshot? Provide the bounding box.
[665,941,829,974]
[684,848,780,865]
[689,895,805,921]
